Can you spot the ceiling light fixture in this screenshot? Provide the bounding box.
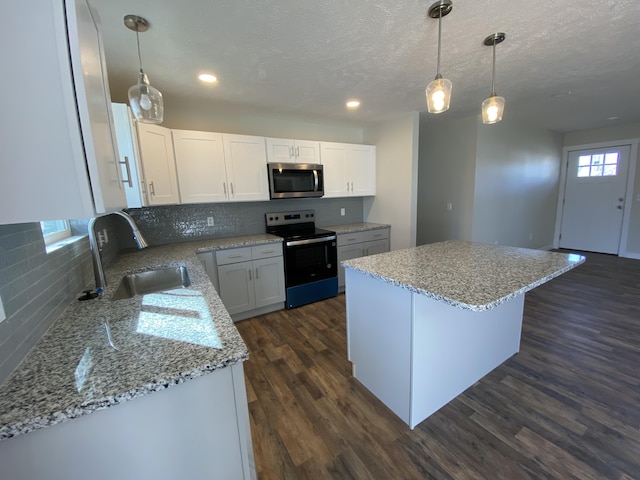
[426,0,453,114]
[124,15,163,124]
[481,32,506,125]
[346,99,361,109]
[198,73,218,84]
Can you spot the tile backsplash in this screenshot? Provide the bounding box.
[0,223,92,383]
[126,197,364,246]
[0,197,365,382]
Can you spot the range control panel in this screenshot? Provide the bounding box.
[265,210,315,227]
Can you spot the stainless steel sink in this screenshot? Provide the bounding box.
[111,266,191,300]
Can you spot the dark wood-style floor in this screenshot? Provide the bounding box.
[236,251,640,479]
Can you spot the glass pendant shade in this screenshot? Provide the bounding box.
[426,75,452,114]
[481,94,505,124]
[128,70,163,124]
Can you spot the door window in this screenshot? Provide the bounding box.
[577,152,619,177]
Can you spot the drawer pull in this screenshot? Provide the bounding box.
[261,250,275,254]
[227,254,244,259]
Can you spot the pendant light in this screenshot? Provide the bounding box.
[426,0,453,114]
[124,15,164,124]
[481,32,506,124]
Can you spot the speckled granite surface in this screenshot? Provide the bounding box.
[324,222,390,234]
[342,240,585,312]
[0,234,282,441]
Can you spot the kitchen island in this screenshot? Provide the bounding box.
[342,240,584,429]
[0,234,281,479]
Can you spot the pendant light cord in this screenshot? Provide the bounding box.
[491,39,496,95]
[136,29,143,72]
[436,10,442,76]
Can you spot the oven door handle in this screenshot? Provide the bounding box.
[286,235,336,247]
[313,169,319,191]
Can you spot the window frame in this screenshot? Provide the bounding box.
[40,220,72,245]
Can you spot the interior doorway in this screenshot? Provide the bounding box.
[558,145,631,254]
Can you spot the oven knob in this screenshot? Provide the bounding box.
[269,216,273,221]
[327,263,332,268]
[310,213,314,217]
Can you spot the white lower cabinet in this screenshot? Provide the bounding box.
[0,363,256,480]
[213,243,285,320]
[337,227,390,290]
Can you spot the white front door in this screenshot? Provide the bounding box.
[559,145,630,254]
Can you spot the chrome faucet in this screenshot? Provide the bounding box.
[88,211,148,290]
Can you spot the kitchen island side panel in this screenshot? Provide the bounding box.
[345,268,413,424]
[410,292,524,428]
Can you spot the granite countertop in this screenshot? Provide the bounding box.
[0,234,282,441]
[342,240,585,312]
[324,222,390,235]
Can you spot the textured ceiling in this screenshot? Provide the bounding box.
[91,0,640,132]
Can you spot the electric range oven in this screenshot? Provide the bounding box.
[266,210,338,308]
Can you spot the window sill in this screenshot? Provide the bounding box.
[45,235,86,254]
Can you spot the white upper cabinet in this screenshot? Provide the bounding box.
[173,130,227,203]
[266,138,320,164]
[223,134,270,202]
[172,132,269,203]
[0,0,126,224]
[137,124,180,205]
[111,103,147,208]
[349,144,376,196]
[320,142,376,197]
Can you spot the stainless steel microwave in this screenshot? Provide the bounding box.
[267,163,324,199]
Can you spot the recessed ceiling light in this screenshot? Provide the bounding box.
[346,99,361,109]
[607,116,619,121]
[198,73,218,84]
[550,90,572,98]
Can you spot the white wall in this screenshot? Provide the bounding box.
[363,112,419,250]
[159,95,365,144]
[416,114,477,245]
[563,122,640,256]
[473,120,563,249]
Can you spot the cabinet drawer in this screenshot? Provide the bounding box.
[337,231,366,246]
[364,228,390,242]
[216,247,253,265]
[251,243,283,260]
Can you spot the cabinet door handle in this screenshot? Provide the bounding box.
[255,267,259,280]
[296,146,300,157]
[223,182,227,196]
[119,156,133,188]
[351,181,354,192]
[248,269,252,281]
[290,146,294,158]
[149,181,155,196]
[346,181,349,191]
[230,182,234,195]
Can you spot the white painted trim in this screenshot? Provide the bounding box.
[619,141,638,257]
[623,252,640,260]
[554,138,640,253]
